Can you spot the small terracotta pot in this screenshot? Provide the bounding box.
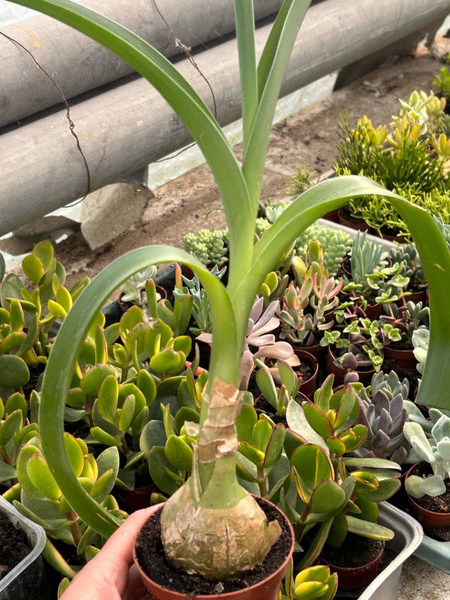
[322,541,385,590]
[383,345,416,369]
[365,302,382,321]
[378,230,408,244]
[293,349,319,398]
[326,347,375,386]
[133,497,295,600]
[293,341,324,360]
[405,463,450,528]
[116,484,156,513]
[322,209,340,223]
[185,360,208,376]
[407,287,428,306]
[338,209,370,232]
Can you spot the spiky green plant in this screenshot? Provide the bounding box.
[10,0,450,582]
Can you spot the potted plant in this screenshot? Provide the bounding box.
[0,495,47,598]
[283,376,401,590]
[403,414,450,531]
[9,0,450,597]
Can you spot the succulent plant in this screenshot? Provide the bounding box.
[404,413,450,498]
[340,318,385,373]
[379,300,429,346]
[14,435,124,577]
[388,243,426,288]
[120,266,157,304]
[255,359,301,418]
[295,224,352,277]
[198,297,299,391]
[391,90,446,136]
[280,563,338,600]
[180,263,226,336]
[412,328,429,375]
[0,241,89,399]
[346,231,388,297]
[236,405,287,498]
[147,265,193,337]
[281,376,399,566]
[354,371,410,464]
[183,228,228,266]
[433,66,450,102]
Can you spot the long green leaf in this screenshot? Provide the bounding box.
[39,247,238,536]
[240,0,311,216]
[8,0,254,289]
[234,0,258,149]
[246,175,450,409]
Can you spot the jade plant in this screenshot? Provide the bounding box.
[255,359,302,418]
[279,563,337,600]
[12,0,450,586]
[0,240,89,399]
[283,376,400,567]
[404,414,450,499]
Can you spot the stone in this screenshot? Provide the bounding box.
[81,183,154,250]
[13,215,79,238]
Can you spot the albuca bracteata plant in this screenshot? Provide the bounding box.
[9,0,450,580]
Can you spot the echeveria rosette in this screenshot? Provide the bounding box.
[354,371,410,464]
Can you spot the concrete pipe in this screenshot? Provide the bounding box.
[1,0,449,236]
[0,0,284,128]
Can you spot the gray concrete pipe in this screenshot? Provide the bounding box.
[1,0,449,236]
[0,0,284,128]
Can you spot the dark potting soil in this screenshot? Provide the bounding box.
[333,548,396,599]
[254,396,286,425]
[296,361,314,383]
[320,533,383,569]
[338,208,367,227]
[135,497,291,595]
[385,340,413,351]
[0,510,31,580]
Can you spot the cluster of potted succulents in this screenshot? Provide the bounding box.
[1,0,450,598]
[289,91,450,243]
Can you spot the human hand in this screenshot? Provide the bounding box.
[61,504,161,600]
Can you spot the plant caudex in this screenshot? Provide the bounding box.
[12,0,450,585]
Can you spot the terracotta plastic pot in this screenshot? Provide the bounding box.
[338,209,370,232]
[383,345,416,369]
[185,361,208,376]
[116,484,156,513]
[293,341,324,360]
[365,302,382,320]
[378,231,408,244]
[322,541,385,590]
[293,349,319,398]
[133,497,295,600]
[322,208,340,223]
[326,347,375,385]
[407,288,428,306]
[405,463,450,528]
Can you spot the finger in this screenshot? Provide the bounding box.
[62,504,162,599]
[124,564,147,600]
[93,504,163,595]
